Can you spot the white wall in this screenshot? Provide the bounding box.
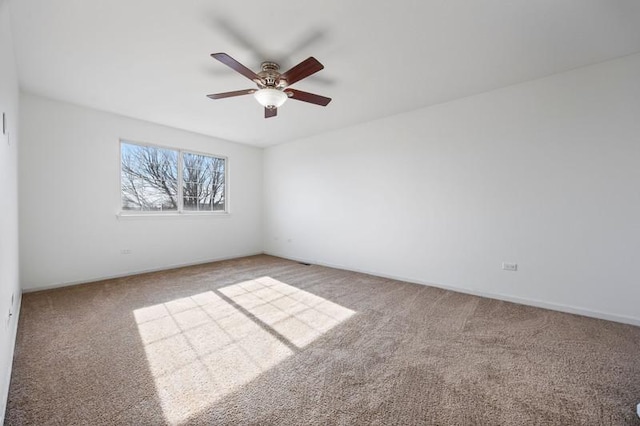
[264,53,640,326]
[0,0,21,420]
[19,94,263,291]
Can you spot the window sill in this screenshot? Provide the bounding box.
[116,211,231,220]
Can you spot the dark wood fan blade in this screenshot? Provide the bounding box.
[207,89,255,99]
[280,57,324,86]
[211,53,260,82]
[265,107,277,118]
[285,89,331,106]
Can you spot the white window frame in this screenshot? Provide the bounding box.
[118,139,229,217]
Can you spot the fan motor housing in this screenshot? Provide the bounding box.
[258,62,287,88]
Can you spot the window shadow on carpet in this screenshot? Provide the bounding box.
[133,276,355,425]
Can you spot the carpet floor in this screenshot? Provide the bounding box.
[4,255,640,425]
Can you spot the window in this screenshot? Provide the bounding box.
[182,152,226,212]
[120,141,226,213]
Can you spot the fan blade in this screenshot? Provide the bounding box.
[207,89,255,99]
[285,89,331,106]
[211,53,260,82]
[280,57,324,86]
[265,107,277,118]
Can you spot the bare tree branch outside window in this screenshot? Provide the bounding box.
[121,142,226,212]
[183,153,226,211]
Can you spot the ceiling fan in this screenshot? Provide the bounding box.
[206,53,332,118]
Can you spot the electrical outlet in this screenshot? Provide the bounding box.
[120,249,132,255]
[502,262,518,272]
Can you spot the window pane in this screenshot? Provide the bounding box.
[121,142,178,211]
[182,152,226,212]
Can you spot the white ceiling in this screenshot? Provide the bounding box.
[9,0,640,147]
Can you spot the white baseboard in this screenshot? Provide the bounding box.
[21,250,640,327]
[1,291,22,424]
[22,252,265,293]
[264,251,640,327]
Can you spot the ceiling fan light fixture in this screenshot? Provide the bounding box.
[254,88,287,109]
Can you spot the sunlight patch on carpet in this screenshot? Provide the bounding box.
[134,277,355,425]
[219,276,356,348]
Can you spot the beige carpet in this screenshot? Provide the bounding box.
[5,255,640,425]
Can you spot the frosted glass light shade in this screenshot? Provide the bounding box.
[254,88,287,109]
